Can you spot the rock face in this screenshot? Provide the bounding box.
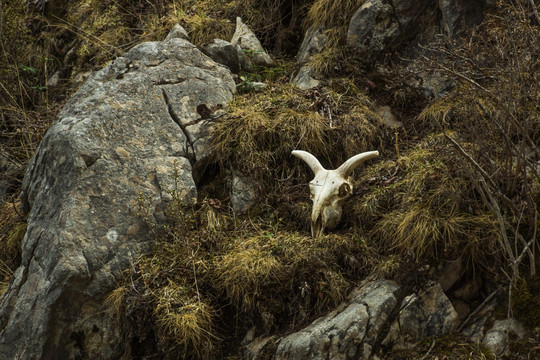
[482,318,526,357]
[164,23,189,41]
[232,17,274,69]
[291,65,320,90]
[202,38,241,74]
[245,280,401,360]
[245,280,463,359]
[438,0,488,37]
[0,35,235,359]
[296,26,327,65]
[383,281,459,350]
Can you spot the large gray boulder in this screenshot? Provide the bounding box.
[0,35,235,359]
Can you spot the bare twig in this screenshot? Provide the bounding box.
[458,288,500,332]
[419,339,437,360]
[528,0,540,25]
[443,131,519,216]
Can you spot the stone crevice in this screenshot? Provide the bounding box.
[161,88,195,163]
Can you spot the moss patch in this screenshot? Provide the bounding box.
[384,334,495,360]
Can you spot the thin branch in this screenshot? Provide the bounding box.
[428,58,540,162]
[528,0,540,25]
[458,288,500,332]
[443,131,519,216]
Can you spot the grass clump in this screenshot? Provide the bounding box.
[302,0,365,76]
[511,277,540,328]
[154,281,218,360]
[212,78,390,222]
[384,334,495,360]
[351,134,502,271]
[305,0,365,29]
[112,190,375,358]
[212,230,365,328]
[0,201,25,294]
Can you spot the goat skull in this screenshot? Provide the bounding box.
[292,150,379,237]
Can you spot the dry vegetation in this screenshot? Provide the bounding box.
[1,0,540,359]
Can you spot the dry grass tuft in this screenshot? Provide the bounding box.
[182,14,234,46]
[305,0,365,29]
[105,285,128,320]
[351,134,502,270]
[212,79,389,222]
[0,201,25,293]
[155,281,218,359]
[212,230,367,327]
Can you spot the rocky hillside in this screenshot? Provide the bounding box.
[1,0,539,359]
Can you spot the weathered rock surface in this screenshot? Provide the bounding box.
[164,23,189,41]
[482,318,526,357]
[296,26,327,65]
[244,279,465,359]
[202,38,241,74]
[230,174,257,212]
[0,34,235,359]
[291,65,320,90]
[232,17,274,69]
[438,0,488,37]
[245,280,401,359]
[347,0,433,61]
[383,281,459,350]
[291,25,327,90]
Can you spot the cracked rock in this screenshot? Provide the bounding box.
[0,35,234,359]
[244,280,400,360]
[382,281,459,350]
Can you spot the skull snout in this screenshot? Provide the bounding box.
[311,208,324,238]
[310,191,346,237]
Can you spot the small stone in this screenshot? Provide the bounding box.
[165,23,189,41]
[230,174,257,212]
[291,65,320,90]
[482,319,526,357]
[436,258,464,292]
[375,105,403,129]
[231,17,274,69]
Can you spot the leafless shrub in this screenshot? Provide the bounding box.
[419,0,539,316]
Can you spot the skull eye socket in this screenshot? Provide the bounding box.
[338,183,351,198]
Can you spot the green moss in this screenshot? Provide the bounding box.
[512,277,540,328]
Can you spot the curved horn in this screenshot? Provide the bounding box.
[337,151,379,177]
[292,150,325,175]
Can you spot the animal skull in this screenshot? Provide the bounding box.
[292,150,379,237]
